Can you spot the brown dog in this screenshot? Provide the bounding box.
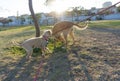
[52,21,88,48]
[21,30,52,59]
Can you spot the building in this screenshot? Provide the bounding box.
[102,1,118,14]
[103,1,112,8]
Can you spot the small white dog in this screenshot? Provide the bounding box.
[21,30,52,59]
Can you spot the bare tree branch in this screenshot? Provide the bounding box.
[80,1,120,22]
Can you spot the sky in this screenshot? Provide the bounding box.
[0,0,120,17]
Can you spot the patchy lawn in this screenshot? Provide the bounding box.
[0,20,120,81]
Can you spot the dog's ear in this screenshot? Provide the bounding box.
[47,30,52,35]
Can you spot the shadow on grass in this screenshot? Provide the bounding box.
[70,45,93,81]
[2,46,43,81]
[36,46,75,81]
[2,41,93,81]
[2,45,75,81]
[2,56,26,81]
[3,35,120,81]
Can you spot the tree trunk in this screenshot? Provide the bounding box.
[29,0,40,37]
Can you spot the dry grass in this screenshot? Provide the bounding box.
[0,20,120,81]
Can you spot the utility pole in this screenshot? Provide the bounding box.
[17,11,19,25]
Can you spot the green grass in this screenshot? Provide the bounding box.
[89,20,120,28]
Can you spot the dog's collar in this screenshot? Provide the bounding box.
[43,35,49,41]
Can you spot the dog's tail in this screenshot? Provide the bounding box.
[10,40,22,46]
[73,21,88,30]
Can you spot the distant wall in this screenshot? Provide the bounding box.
[103,13,120,20]
[1,13,120,27]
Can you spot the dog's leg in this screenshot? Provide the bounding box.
[69,29,75,45]
[58,35,64,43]
[63,32,68,49]
[26,48,33,59]
[26,51,29,59]
[41,48,46,57]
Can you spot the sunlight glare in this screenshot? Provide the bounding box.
[50,0,69,14]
